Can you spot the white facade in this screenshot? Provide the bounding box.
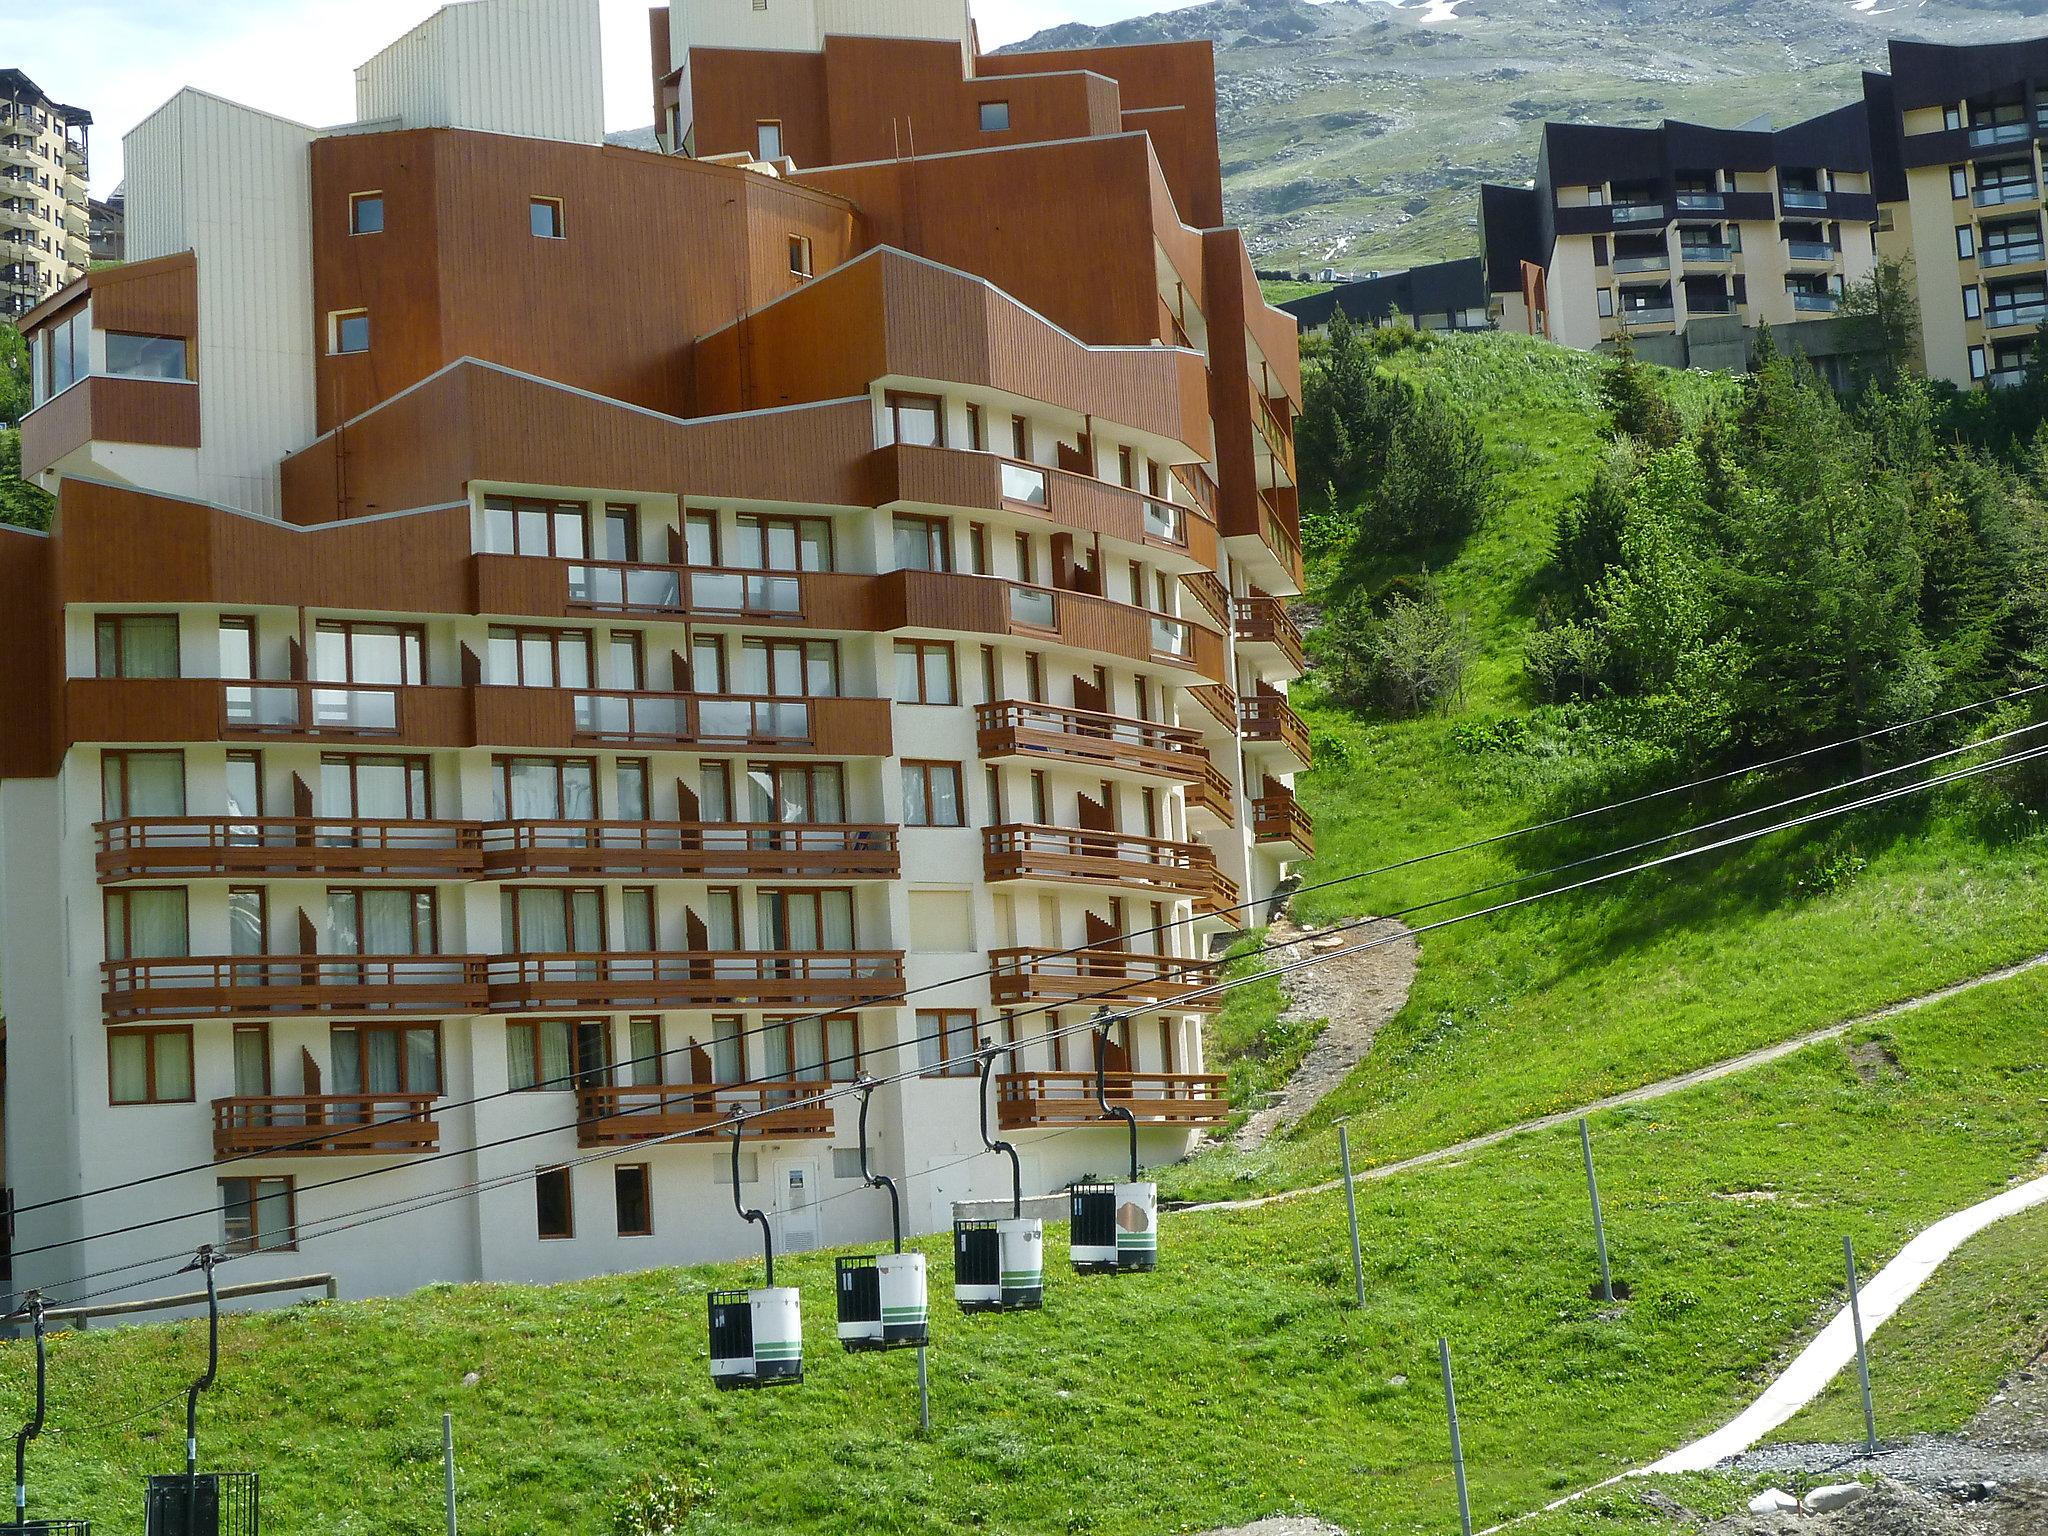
[356,0,606,146]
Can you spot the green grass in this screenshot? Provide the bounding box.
[10,971,2046,1536]
[1259,279,1333,305]
[1192,930,1321,1136]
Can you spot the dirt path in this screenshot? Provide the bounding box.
[1231,915,1418,1152]
[1182,946,2048,1216]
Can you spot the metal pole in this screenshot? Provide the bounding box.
[1580,1118,1613,1304]
[1337,1124,1365,1309]
[1439,1338,1472,1536]
[1844,1236,1878,1453]
[442,1412,458,1536]
[14,1293,45,1528]
[184,1246,220,1536]
[916,1346,931,1434]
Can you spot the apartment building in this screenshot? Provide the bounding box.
[0,70,92,321]
[2,0,1306,1306]
[1276,257,1490,337]
[1865,38,2048,389]
[1481,109,1879,376]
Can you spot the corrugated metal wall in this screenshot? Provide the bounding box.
[357,0,604,146]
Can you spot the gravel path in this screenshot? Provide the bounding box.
[1231,915,1418,1152]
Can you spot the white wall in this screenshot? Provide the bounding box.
[123,91,317,519]
[357,0,606,145]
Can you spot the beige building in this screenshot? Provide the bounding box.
[1,69,90,321]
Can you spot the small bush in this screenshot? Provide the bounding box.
[1315,580,1470,719]
[610,1471,711,1536]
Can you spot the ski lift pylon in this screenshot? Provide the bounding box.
[1069,1010,1158,1274]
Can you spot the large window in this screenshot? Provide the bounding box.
[762,1014,860,1083]
[917,1009,980,1077]
[321,754,431,820]
[328,887,436,955]
[313,620,423,686]
[488,626,592,689]
[743,761,845,824]
[887,392,943,448]
[104,333,188,380]
[893,514,951,572]
[501,886,605,953]
[757,887,855,951]
[330,1024,443,1096]
[42,305,87,399]
[508,1019,614,1090]
[734,513,832,571]
[492,756,596,821]
[94,614,179,679]
[222,1177,296,1253]
[902,761,964,828]
[894,640,957,705]
[101,750,185,820]
[535,1167,574,1239]
[105,887,188,961]
[615,1165,653,1236]
[108,1026,194,1105]
[738,637,838,697]
[483,497,589,559]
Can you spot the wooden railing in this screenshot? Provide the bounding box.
[975,700,1209,781]
[573,1081,836,1147]
[982,824,1217,896]
[1186,757,1237,825]
[1234,595,1307,674]
[1239,693,1313,767]
[103,955,488,1023]
[989,947,1217,1009]
[486,951,906,1013]
[1180,569,1231,630]
[212,1094,440,1157]
[1252,790,1315,853]
[1187,682,1239,736]
[1254,487,1305,590]
[478,822,899,879]
[995,1071,1228,1129]
[96,817,484,882]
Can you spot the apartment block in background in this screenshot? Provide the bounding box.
[1865,39,2048,389]
[0,69,91,320]
[2,0,1305,1308]
[1481,108,1879,380]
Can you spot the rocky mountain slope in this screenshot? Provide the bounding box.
[1003,0,2046,272]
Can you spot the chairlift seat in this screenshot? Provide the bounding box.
[143,1471,259,1536]
[1070,1181,1156,1273]
[835,1252,928,1350]
[707,1286,803,1389]
[954,1215,1044,1310]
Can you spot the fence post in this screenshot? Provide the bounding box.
[1844,1236,1877,1454]
[442,1412,457,1536]
[1337,1123,1366,1309]
[916,1345,931,1434]
[1579,1117,1613,1304]
[1439,1338,1472,1536]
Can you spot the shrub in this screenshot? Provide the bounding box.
[1316,581,1470,718]
[610,1471,711,1536]
[1599,335,1682,449]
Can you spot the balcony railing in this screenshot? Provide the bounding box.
[1980,244,2047,270]
[574,1082,835,1147]
[485,951,906,1012]
[1612,254,1669,274]
[1674,192,1725,211]
[96,817,484,882]
[975,700,1210,781]
[1620,306,1676,326]
[568,562,801,618]
[1234,595,1307,674]
[1970,122,2032,147]
[479,822,899,879]
[1989,368,2027,389]
[566,691,895,754]
[1252,790,1315,854]
[103,955,488,1023]
[1975,182,2039,208]
[224,681,402,736]
[1680,242,1732,263]
[1611,203,1666,225]
[995,1071,1228,1129]
[212,1094,440,1157]
[981,824,1218,896]
[1007,583,1057,631]
[1180,569,1230,629]
[1238,694,1312,768]
[988,947,1218,1009]
[1779,188,1828,210]
[1187,682,1239,736]
[1789,292,1839,312]
[1785,240,1836,262]
[1185,757,1236,825]
[1985,301,2048,329]
[1249,486,1304,591]
[1252,390,1291,467]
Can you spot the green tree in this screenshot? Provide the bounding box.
[0,320,30,427]
[0,428,53,531]
[1836,254,1921,391]
[1599,333,1682,448]
[1315,578,1470,718]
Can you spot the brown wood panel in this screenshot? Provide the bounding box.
[0,526,58,779]
[21,376,201,479]
[83,251,199,340]
[687,45,831,167]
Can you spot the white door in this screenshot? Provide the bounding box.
[773,1158,821,1253]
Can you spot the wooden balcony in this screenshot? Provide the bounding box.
[1252,788,1315,856]
[466,689,895,757]
[486,951,907,1013]
[102,955,488,1023]
[1234,596,1307,676]
[20,373,199,480]
[96,817,484,882]
[64,679,470,751]
[1187,682,1239,736]
[1197,859,1244,926]
[212,1093,440,1157]
[989,947,1217,1010]
[995,1071,1228,1129]
[478,822,898,880]
[1180,569,1231,630]
[1239,693,1312,771]
[981,824,1218,897]
[1185,757,1237,826]
[574,1082,836,1147]
[975,700,1211,782]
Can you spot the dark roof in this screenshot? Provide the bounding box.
[1886,37,2048,114]
[1861,69,1907,205]
[0,69,90,125]
[1479,183,1542,294]
[1277,257,1486,328]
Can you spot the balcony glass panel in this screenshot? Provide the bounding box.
[1986,300,2048,328]
[225,684,299,730]
[1785,240,1835,262]
[689,570,801,615]
[1780,189,1827,210]
[1143,499,1184,544]
[1975,182,2039,208]
[1000,462,1048,506]
[1981,244,2046,270]
[1150,616,1191,659]
[312,688,398,731]
[1680,243,1732,262]
[1789,292,1839,312]
[1008,585,1056,629]
[1970,122,2031,147]
[1620,305,1675,325]
[567,564,684,612]
[1674,192,1724,211]
[1612,254,1669,274]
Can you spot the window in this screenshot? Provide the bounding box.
[980,646,1000,705]
[734,513,832,571]
[108,1026,194,1105]
[1957,225,1977,261]
[233,1024,271,1097]
[101,750,185,820]
[745,760,845,823]
[502,886,605,953]
[1951,166,1970,200]
[683,511,719,566]
[1946,105,1964,131]
[615,1164,653,1235]
[530,197,565,239]
[886,391,944,449]
[1597,288,1615,319]
[219,615,255,680]
[969,523,989,575]
[903,761,964,827]
[488,625,592,689]
[328,888,437,956]
[492,755,595,821]
[625,1016,665,1087]
[621,886,656,950]
[330,1024,443,1095]
[758,887,855,951]
[617,758,650,821]
[1970,345,1988,381]
[482,497,589,558]
[330,309,370,355]
[895,640,957,704]
[1010,415,1029,460]
[1964,285,1983,320]
[979,101,1010,133]
[105,333,188,380]
[508,1018,614,1090]
[322,754,432,819]
[349,192,384,235]
[536,1167,574,1239]
[738,636,838,697]
[105,887,188,961]
[314,620,424,685]
[917,1009,980,1077]
[761,1014,860,1083]
[788,234,812,276]
[221,1177,295,1253]
[893,514,951,572]
[966,402,984,451]
[601,503,639,562]
[608,631,644,691]
[226,752,264,821]
[94,614,179,678]
[42,305,87,399]
[755,120,784,162]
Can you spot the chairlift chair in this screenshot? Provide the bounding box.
[1,1294,89,1536]
[834,1079,929,1352]
[954,1049,1044,1312]
[143,1250,260,1536]
[708,1121,803,1390]
[1069,1013,1158,1274]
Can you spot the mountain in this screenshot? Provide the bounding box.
[1002,0,2047,273]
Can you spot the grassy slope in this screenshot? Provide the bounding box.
[1160,332,2048,1205]
[10,976,2046,1536]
